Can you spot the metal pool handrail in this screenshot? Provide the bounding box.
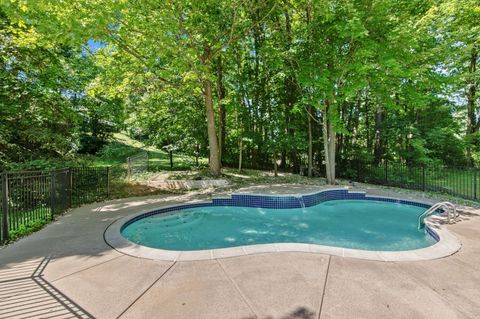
[418,202,457,229]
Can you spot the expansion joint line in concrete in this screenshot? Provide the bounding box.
[317,255,332,319]
[116,261,177,319]
[51,255,124,283]
[216,259,259,319]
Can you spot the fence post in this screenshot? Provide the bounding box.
[1,172,9,242]
[474,169,477,200]
[422,165,426,192]
[50,171,56,219]
[107,167,110,199]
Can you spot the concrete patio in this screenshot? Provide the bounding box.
[1,185,480,319]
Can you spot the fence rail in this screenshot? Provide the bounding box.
[1,167,110,243]
[338,160,480,201]
[2,159,480,243]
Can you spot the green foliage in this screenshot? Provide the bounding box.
[1,0,479,174]
[7,209,52,242]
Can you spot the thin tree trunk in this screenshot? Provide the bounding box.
[238,138,243,172]
[322,109,331,183]
[466,46,478,167]
[280,151,287,169]
[216,56,226,163]
[365,96,371,151]
[308,105,313,177]
[273,152,278,177]
[195,143,199,166]
[351,97,361,147]
[373,104,384,164]
[328,118,336,182]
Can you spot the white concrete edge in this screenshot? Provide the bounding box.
[103,189,461,262]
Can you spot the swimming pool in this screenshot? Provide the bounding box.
[121,200,436,251]
[105,189,461,261]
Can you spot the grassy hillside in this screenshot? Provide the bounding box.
[5,133,208,171]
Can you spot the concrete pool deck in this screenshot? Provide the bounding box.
[1,184,480,318]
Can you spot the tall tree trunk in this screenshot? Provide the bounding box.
[322,100,336,184]
[306,6,313,178]
[203,78,221,176]
[284,9,299,173]
[308,105,313,177]
[238,138,243,172]
[236,105,243,172]
[195,143,199,166]
[201,45,221,176]
[365,94,372,151]
[337,102,347,158]
[216,56,226,163]
[351,96,361,147]
[280,151,287,169]
[273,152,278,177]
[373,104,384,164]
[466,46,478,167]
[328,117,336,182]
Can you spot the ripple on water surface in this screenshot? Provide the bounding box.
[121,200,437,251]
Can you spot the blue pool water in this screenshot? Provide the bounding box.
[121,200,436,251]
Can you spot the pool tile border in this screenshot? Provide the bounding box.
[104,188,461,262]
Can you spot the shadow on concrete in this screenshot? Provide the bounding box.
[241,307,316,319]
[0,257,93,319]
[0,192,214,267]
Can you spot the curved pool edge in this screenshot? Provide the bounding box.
[104,190,462,262]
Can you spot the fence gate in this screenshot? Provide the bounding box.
[127,152,149,178]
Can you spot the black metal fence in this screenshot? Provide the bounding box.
[1,167,110,243]
[338,160,480,201]
[126,152,149,178]
[3,159,479,243]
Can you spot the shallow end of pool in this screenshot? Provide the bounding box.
[104,191,462,262]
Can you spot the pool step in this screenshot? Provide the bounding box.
[418,202,457,229]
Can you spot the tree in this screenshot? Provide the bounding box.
[1,8,81,166]
[6,0,279,176]
[2,0,476,175]
[296,0,373,183]
[423,0,480,166]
